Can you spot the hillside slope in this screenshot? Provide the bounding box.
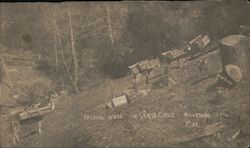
[14,50,250,148]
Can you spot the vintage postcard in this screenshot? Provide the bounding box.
[0,1,249,147]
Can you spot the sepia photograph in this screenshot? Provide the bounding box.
[0,0,250,147]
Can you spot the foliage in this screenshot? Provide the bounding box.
[1,2,249,92]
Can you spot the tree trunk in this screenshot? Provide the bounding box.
[106,4,114,44]
[67,5,79,92]
[53,17,74,83]
[0,55,7,85]
[52,12,59,73]
[53,33,58,73]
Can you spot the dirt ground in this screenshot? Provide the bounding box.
[1,49,248,148]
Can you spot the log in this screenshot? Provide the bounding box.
[1,107,24,120]
[166,122,226,145]
[228,129,241,141]
[219,35,250,85]
[18,103,54,120]
[225,64,242,82]
[18,109,51,120]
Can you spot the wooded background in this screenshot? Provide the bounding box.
[1,1,249,92]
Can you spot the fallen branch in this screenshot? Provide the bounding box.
[166,122,226,145]
[228,129,241,141]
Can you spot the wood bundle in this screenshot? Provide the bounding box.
[18,102,55,120]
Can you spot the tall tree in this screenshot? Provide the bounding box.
[38,2,116,92]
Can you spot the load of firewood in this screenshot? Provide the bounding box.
[18,100,55,121]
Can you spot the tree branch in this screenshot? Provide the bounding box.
[74,16,107,37]
[106,4,114,44]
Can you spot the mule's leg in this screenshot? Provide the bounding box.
[12,120,21,145]
[132,74,136,88]
[16,131,20,143]
[135,73,142,89]
[38,120,42,135]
